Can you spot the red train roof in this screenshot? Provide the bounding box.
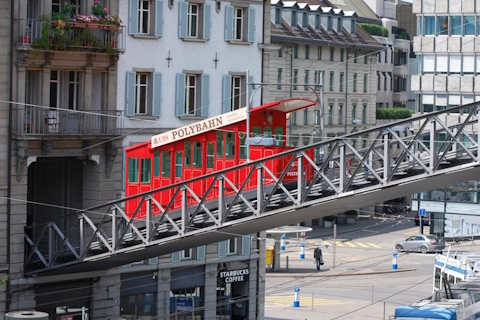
[251,98,317,113]
[124,98,316,152]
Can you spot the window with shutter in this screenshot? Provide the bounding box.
[125,71,162,117]
[129,0,164,36]
[178,1,211,40]
[175,72,209,118]
[225,5,255,43]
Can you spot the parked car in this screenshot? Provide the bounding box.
[395,234,445,254]
[414,213,430,226]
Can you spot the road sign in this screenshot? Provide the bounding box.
[419,209,426,217]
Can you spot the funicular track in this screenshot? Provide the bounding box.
[24,103,480,275]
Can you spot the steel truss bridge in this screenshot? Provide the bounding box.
[24,103,480,275]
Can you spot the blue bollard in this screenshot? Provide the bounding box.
[300,241,305,259]
[293,287,300,307]
[392,252,398,270]
[281,234,285,251]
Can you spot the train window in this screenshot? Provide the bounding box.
[128,158,139,182]
[264,126,272,138]
[207,142,214,168]
[225,132,235,159]
[252,127,262,137]
[217,132,224,157]
[193,142,202,168]
[184,141,191,167]
[161,151,171,177]
[274,127,284,146]
[153,151,160,176]
[175,151,183,178]
[141,158,151,183]
[239,134,247,159]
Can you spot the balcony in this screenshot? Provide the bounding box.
[393,92,408,104]
[13,106,124,138]
[393,64,409,78]
[16,19,125,54]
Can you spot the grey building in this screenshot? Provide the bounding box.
[2,0,266,319]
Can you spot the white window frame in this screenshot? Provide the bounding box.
[185,74,197,115]
[227,238,237,255]
[136,73,149,115]
[231,75,243,110]
[181,248,192,259]
[187,3,199,37]
[234,7,245,40]
[138,0,151,34]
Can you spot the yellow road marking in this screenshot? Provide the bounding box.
[309,241,318,246]
[367,243,382,248]
[265,296,350,307]
[335,241,345,247]
[322,241,331,246]
[344,241,357,248]
[356,242,370,248]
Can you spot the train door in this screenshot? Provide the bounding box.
[205,134,216,200]
[158,149,174,210]
[215,131,237,194]
[126,152,153,219]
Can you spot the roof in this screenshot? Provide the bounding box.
[270,0,383,50]
[124,98,317,151]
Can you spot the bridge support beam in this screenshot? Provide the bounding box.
[256,166,263,214]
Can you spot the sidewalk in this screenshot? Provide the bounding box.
[265,214,416,277]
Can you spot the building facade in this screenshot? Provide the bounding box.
[410,0,480,239]
[2,0,267,319]
[267,0,382,150]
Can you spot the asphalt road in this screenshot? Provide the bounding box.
[263,213,470,319]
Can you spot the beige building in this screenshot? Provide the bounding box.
[267,0,382,149]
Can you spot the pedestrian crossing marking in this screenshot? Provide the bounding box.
[344,242,357,248]
[265,295,350,307]
[315,240,381,249]
[355,242,370,248]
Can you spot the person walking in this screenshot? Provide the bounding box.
[314,247,323,270]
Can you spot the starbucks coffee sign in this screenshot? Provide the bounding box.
[219,269,250,283]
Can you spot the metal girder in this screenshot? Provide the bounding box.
[24,102,480,275]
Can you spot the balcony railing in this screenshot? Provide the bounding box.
[16,19,125,53]
[13,106,124,137]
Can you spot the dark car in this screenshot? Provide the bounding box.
[414,213,430,226]
[395,234,445,254]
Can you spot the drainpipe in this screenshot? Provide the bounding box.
[344,50,349,134]
[7,0,14,311]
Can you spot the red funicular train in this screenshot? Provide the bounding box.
[124,98,317,218]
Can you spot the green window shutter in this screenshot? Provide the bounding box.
[224,5,234,41]
[152,72,162,116]
[178,1,188,38]
[171,251,180,262]
[218,241,227,258]
[125,71,136,116]
[201,74,210,117]
[175,73,186,116]
[222,75,232,113]
[154,0,163,36]
[203,3,212,40]
[247,7,256,42]
[196,245,206,260]
[242,235,251,255]
[128,0,139,35]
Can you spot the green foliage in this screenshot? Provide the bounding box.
[52,4,75,21]
[0,274,9,286]
[358,23,389,37]
[324,215,336,221]
[396,30,410,40]
[376,107,414,120]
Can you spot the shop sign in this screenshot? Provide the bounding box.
[219,268,250,283]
